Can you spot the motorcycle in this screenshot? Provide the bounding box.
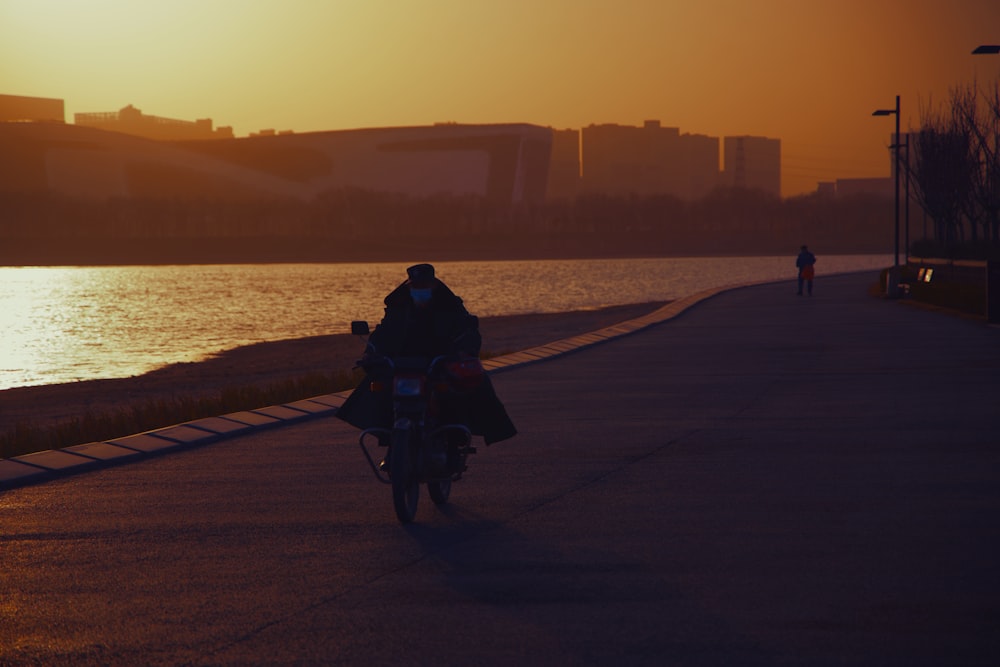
[351,320,480,523]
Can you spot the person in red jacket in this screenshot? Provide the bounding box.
[796,245,816,296]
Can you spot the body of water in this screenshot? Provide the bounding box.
[0,255,889,390]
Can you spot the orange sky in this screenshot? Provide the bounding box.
[2,0,999,197]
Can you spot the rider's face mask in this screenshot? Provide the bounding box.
[409,287,433,306]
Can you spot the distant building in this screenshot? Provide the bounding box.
[180,123,553,206]
[74,104,233,141]
[248,129,295,137]
[582,121,681,196]
[824,133,904,199]
[0,93,64,123]
[816,181,837,197]
[679,132,720,200]
[834,177,892,198]
[722,135,781,197]
[0,121,552,207]
[581,120,719,200]
[546,128,581,200]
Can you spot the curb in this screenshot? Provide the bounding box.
[0,281,753,492]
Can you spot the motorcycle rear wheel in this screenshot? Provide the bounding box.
[390,428,419,523]
[427,479,451,505]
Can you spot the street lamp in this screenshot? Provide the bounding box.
[972,44,999,322]
[903,134,910,264]
[873,95,901,270]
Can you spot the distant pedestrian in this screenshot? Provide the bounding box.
[796,245,816,296]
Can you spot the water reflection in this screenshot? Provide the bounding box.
[0,256,889,390]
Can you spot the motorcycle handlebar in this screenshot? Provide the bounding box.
[358,350,467,376]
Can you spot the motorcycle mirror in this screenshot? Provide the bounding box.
[351,320,370,336]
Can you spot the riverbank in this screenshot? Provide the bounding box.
[0,235,888,266]
[0,302,666,437]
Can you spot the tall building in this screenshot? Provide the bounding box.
[74,104,233,141]
[581,120,719,200]
[582,121,679,196]
[679,132,720,200]
[722,135,781,197]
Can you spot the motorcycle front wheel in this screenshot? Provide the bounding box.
[390,427,419,523]
[427,479,451,505]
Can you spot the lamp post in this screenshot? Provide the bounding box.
[873,95,901,270]
[904,134,910,264]
[972,45,999,322]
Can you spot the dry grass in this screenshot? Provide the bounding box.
[0,369,362,459]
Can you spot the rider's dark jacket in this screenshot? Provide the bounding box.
[336,279,517,444]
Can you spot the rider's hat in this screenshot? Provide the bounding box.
[406,263,436,287]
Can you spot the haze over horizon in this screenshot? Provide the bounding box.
[2,0,999,197]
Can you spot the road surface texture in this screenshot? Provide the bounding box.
[2,271,999,666]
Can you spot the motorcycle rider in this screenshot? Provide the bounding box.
[336,263,517,449]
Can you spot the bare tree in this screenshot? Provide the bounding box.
[911,103,973,245]
[912,75,1000,251]
[969,81,1000,243]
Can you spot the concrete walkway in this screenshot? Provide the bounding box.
[2,271,998,666]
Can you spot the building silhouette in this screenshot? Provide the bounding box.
[74,104,233,141]
[722,135,781,197]
[546,128,581,200]
[0,93,64,123]
[580,121,721,200]
[4,91,793,203]
[680,131,721,200]
[0,120,553,207]
[831,177,892,198]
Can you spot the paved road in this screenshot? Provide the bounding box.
[2,271,999,666]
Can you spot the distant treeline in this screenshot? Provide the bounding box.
[0,187,894,264]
